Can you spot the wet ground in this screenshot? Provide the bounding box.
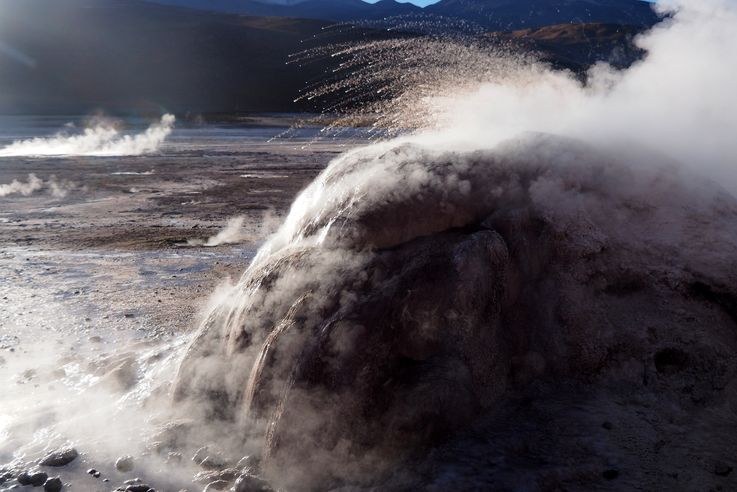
[0,117,359,491]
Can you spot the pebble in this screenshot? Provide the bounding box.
[204,480,229,491]
[87,468,101,478]
[116,455,135,473]
[199,455,226,470]
[236,455,260,473]
[18,470,48,486]
[602,469,619,480]
[40,447,79,467]
[233,474,274,492]
[192,446,209,464]
[165,452,183,464]
[43,476,63,492]
[125,484,153,492]
[714,461,733,477]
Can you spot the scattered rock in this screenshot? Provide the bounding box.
[602,469,619,480]
[192,447,209,464]
[99,357,138,391]
[125,484,152,492]
[714,461,733,477]
[40,447,79,467]
[124,478,142,485]
[235,455,260,473]
[203,480,229,491]
[199,455,226,470]
[115,456,135,473]
[165,452,182,464]
[194,468,239,485]
[18,470,48,486]
[87,468,101,478]
[654,348,689,375]
[192,446,227,470]
[233,474,274,492]
[44,476,63,492]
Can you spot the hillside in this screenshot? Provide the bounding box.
[148,0,660,30]
[147,0,422,21]
[0,0,340,114]
[0,0,651,115]
[489,22,646,71]
[428,0,659,30]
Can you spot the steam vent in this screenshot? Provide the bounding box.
[175,135,737,490]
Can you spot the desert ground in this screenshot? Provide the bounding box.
[0,118,356,491]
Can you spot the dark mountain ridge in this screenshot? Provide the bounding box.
[147,0,660,30]
[147,0,423,22]
[0,0,338,114]
[0,0,651,115]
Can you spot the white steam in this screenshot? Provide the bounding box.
[188,216,247,247]
[0,174,78,198]
[0,174,42,197]
[0,114,175,157]
[412,0,737,187]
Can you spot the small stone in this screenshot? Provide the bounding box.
[204,480,229,491]
[87,468,101,478]
[125,484,152,492]
[124,478,142,485]
[199,455,226,470]
[233,474,274,492]
[194,468,240,485]
[236,455,260,473]
[714,461,733,477]
[44,476,63,492]
[0,472,11,485]
[192,446,209,464]
[116,456,135,473]
[40,447,79,467]
[165,452,183,464]
[602,469,619,480]
[18,470,48,486]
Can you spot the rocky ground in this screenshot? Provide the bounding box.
[2,126,736,492]
[0,124,351,492]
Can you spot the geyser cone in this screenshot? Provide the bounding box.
[174,0,737,488]
[174,134,737,489]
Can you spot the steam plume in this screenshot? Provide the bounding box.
[0,174,42,197]
[188,216,247,247]
[0,174,79,198]
[0,114,175,157]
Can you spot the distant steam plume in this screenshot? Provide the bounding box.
[0,174,42,197]
[0,114,175,157]
[0,174,80,198]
